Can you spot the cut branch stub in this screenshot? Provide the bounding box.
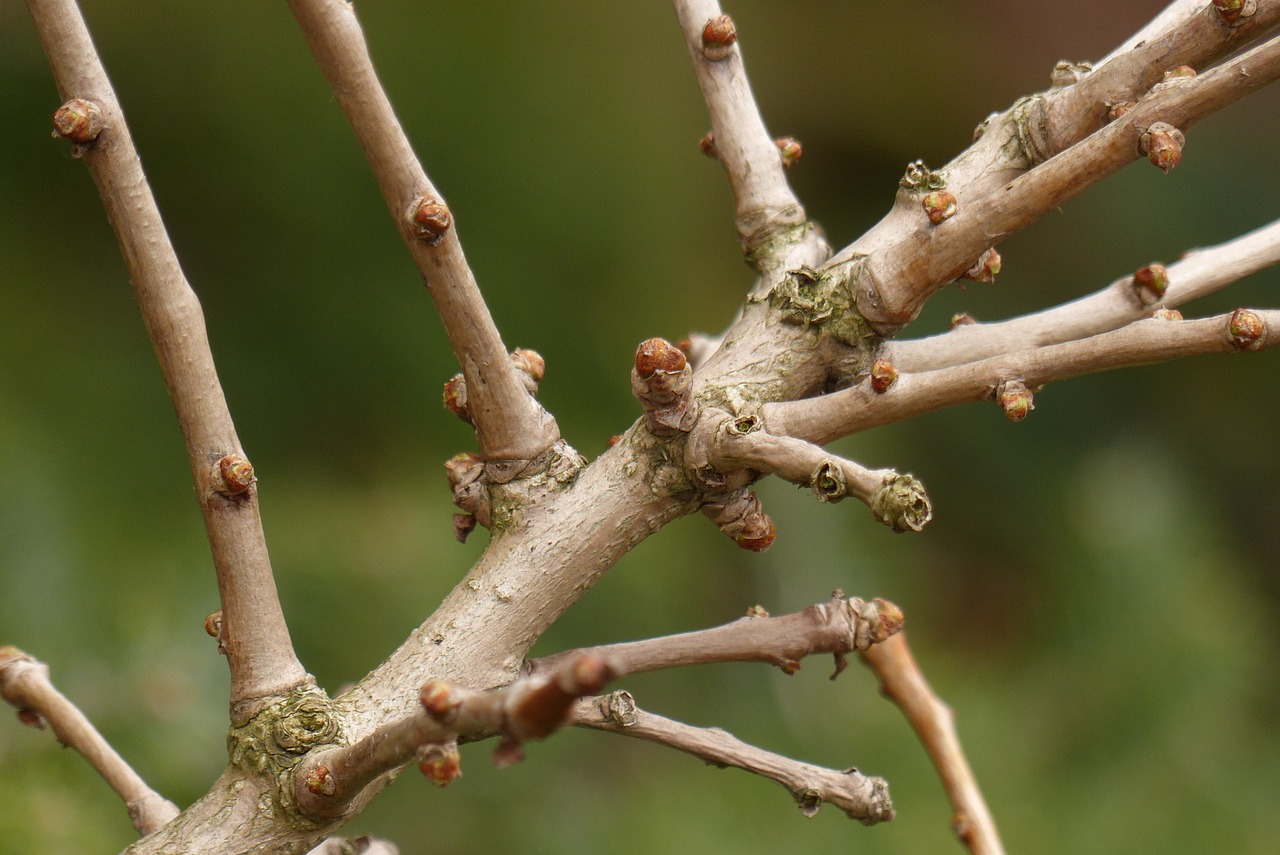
[632,338,695,437]
[867,474,933,533]
[702,488,776,551]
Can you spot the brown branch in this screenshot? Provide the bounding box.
[840,31,1280,331]
[25,0,306,718]
[0,647,180,836]
[765,308,1279,446]
[286,0,558,464]
[886,217,1280,373]
[531,593,903,679]
[861,633,1005,855]
[573,691,895,825]
[296,656,616,820]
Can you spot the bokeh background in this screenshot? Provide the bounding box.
[3,2,1279,852]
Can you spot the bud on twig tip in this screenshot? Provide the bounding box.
[634,338,686,378]
[420,680,464,720]
[216,454,255,496]
[701,15,737,61]
[52,99,105,144]
[408,197,452,244]
[1227,308,1264,350]
[921,190,957,225]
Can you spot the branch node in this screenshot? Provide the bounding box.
[632,338,695,436]
[851,597,906,650]
[702,488,776,551]
[1049,60,1093,88]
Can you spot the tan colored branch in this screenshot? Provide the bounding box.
[0,647,179,836]
[850,34,1280,330]
[887,217,1280,373]
[25,0,305,717]
[531,593,903,679]
[286,0,558,464]
[861,634,1005,855]
[573,691,894,824]
[766,308,1279,445]
[672,0,822,267]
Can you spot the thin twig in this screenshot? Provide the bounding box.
[886,217,1280,373]
[286,0,558,464]
[672,0,810,261]
[0,647,180,836]
[573,691,895,824]
[25,0,306,718]
[861,633,1005,855]
[530,593,903,679]
[765,308,1280,445]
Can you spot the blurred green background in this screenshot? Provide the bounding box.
[3,2,1279,852]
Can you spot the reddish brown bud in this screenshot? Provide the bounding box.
[921,190,957,225]
[606,435,622,448]
[1227,308,1265,350]
[565,655,616,695]
[997,379,1034,422]
[869,598,905,643]
[203,610,223,639]
[701,15,737,61]
[442,374,471,423]
[950,312,977,328]
[775,137,803,169]
[419,743,462,787]
[780,660,802,675]
[698,132,716,158]
[735,512,776,552]
[444,452,483,491]
[453,513,478,543]
[1141,122,1184,173]
[408,197,452,244]
[963,248,1001,283]
[17,709,45,729]
[869,357,897,393]
[1151,308,1183,321]
[419,680,464,720]
[216,454,255,496]
[304,765,337,797]
[1107,101,1136,122]
[1133,263,1170,304]
[634,338,687,378]
[1212,0,1252,24]
[52,99,105,144]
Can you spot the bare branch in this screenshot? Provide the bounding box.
[765,308,1279,445]
[887,217,1280,373]
[297,656,617,820]
[286,0,558,464]
[673,0,811,262]
[847,33,1280,331]
[573,691,894,824]
[531,593,904,679]
[861,634,1005,855]
[25,0,305,716]
[0,647,179,836]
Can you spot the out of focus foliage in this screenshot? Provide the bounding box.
[2,2,1278,853]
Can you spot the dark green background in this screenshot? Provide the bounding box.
[3,2,1279,852]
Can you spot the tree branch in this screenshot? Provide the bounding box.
[672,0,813,264]
[848,32,1280,330]
[765,308,1278,445]
[285,0,558,464]
[573,691,895,824]
[861,633,1005,855]
[0,647,180,836]
[25,0,306,718]
[530,593,904,679]
[886,217,1280,373]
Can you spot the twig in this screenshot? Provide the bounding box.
[286,0,558,464]
[861,634,1005,855]
[766,308,1279,446]
[672,0,810,260]
[573,691,895,825]
[296,656,616,820]
[849,33,1280,330]
[0,647,180,836]
[25,0,306,718]
[530,593,903,679]
[886,217,1280,373]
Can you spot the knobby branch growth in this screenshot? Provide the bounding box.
[7,0,1279,853]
